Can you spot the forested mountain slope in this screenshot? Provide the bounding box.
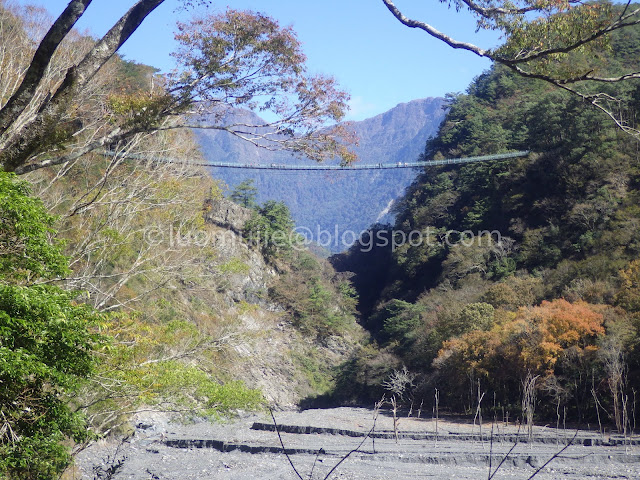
[196,98,446,252]
[332,16,640,428]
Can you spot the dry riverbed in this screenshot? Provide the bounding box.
[74,407,640,479]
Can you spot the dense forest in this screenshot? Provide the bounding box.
[333,8,640,431]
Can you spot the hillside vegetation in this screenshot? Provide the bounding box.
[333,10,640,431]
[0,3,363,478]
[4,1,640,478]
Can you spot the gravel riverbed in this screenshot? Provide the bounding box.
[74,407,640,479]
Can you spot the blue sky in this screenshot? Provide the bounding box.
[21,0,501,120]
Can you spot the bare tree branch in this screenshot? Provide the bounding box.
[0,0,92,134]
[381,0,640,138]
[14,127,124,174]
[382,0,640,65]
[0,0,166,172]
[381,0,490,57]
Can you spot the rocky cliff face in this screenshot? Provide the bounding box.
[204,196,253,233]
[195,98,447,252]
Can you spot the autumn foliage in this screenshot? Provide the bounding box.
[439,299,604,373]
[505,299,605,373]
[170,8,355,163]
[434,299,606,408]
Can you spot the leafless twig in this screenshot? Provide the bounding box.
[270,409,304,480]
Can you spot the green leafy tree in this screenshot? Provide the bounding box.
[230,179,258,209]
[379,299,425,348]
[455,302,495,333]
[244,200,297,259]
[0,173,102,480]
[0,172,68,284]
[269,252,359,339]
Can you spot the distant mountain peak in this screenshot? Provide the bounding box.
[195,97,447,252]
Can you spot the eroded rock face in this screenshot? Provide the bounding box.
[211,229,274,305]
[199,199,301,406]
[204,196,252,234]
[202,197,273,306]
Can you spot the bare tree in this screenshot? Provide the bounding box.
[382,366,417,442]
[473,380,485,441]
[382,365,416,402]
[433,388,439,441]
[27,127,216,311]
[599,334,629,433]
[542,375,571,444]
[382,0,640,137]
[522,372,540,442]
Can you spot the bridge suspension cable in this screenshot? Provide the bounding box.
[101,150,530,170]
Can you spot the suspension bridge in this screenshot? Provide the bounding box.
[102,150,530,171]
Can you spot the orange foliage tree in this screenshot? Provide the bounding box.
[505,299,605,374]
[434,299,606,409]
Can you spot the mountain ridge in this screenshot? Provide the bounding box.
[195,97,447,252]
